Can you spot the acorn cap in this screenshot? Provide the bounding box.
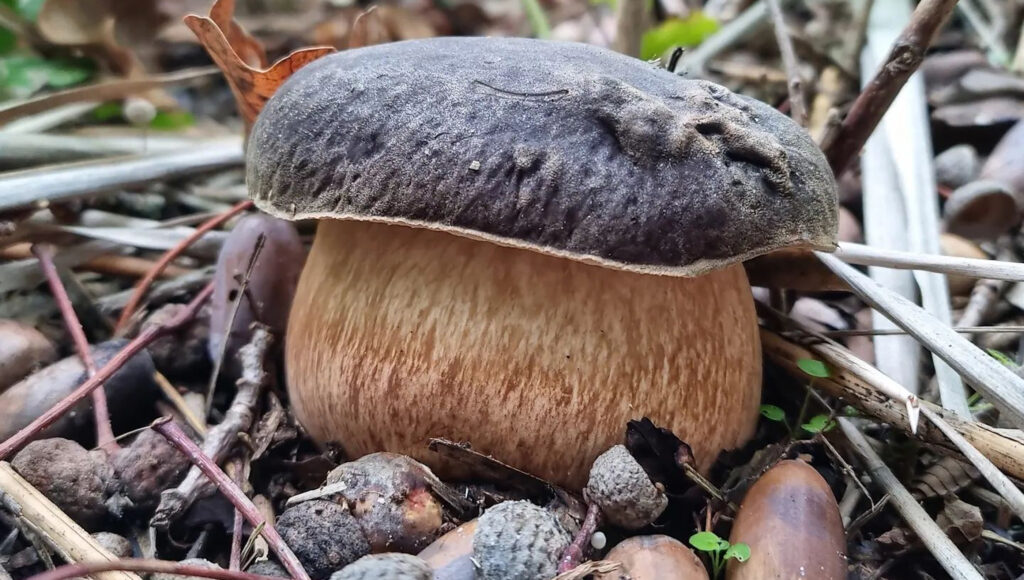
[248,37,837,277]
[472,501,571,580]
[584,445,667,529]
[330,554,432,580]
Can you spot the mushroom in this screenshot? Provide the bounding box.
[247,37,838,487]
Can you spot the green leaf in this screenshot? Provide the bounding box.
[724,542,750,562]
[689,531,728,552]
[92,101,124,121]
[15,0,44,20]
[0,56,93,99]
[797,358,830,378]
[801,414,835,434]
[986,348,1016,368]
[759,404,786,422]
[0,25,15,55]
[149,110,195,130]
[641,11,719,61]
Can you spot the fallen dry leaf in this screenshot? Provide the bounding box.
[184,0,334,127]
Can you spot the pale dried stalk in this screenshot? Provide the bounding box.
[835,242,1024,281]
[152,325,272,527]
[673,1,768,76]
[613,0,647,58]
[761,330,1024,480]
[817,252,1024,427]
[765,0,806,125]
[838,419,984,580]
[0,462,141,580]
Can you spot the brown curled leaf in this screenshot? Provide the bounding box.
[184,0,334,127]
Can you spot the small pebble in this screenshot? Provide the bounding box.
[11,438,114,530]
[934,144,980,189]
[152,558,221,580]
[92,532,132,558]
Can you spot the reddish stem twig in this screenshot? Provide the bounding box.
[824,0,958,175]
[766,0,807,127]
[0,283,213,460]
[229,459,246,571]
[31,243,119,453]
[557,502,603,573]
[151,418,310,580]
[115,199,252,333]
[25,559,278,580]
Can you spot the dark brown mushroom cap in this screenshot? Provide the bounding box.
[248,37,837,275]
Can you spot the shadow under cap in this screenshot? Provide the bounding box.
[247,36,838,276]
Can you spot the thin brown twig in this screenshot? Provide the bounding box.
[154,326,272,528]
[557,502,603,573]
[115,199,252,333]
[824,0,958,175]
[151,418,310,580]
[0,283,213,460]
[30,243,118,453]
[229,459,246,571]
[765,0,807,126]
[24,559,279,580]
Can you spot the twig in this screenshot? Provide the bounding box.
[0,283,213,460]
[919,406,1024,522]
[30,243,118,453]
[613,0,647,58]
[152,371,208,437]
[0,68,218,126]
[151,418,310,580]
[956,0,1011,65]
[206,234,267,416]
[154,326,272,527]
[229,459,246,571]
[0,463,140,580]
[835,242,1024,283]
[557,502,602,573]
[24,559,280,580]
[816,252,1024,426]
[824,0,958,175]
[761,329,1024,481]
[1013,19,1024,73]
[115,199,251,332]
[838,419,984,580]
[824,325,1024,337]
[765,0,806,126]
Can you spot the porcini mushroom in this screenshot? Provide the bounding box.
[247,37,837,488]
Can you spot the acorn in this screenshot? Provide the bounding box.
[330,554,432,580]
[726,460,846,579]
[584,445,667,529]
[417,520,478,580]
[0,319,56,392]
[322,453,445,553]
[599,535,709,580]
[473,501,571,580]
[276,500,370,579]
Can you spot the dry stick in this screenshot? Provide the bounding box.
[919,406,1024,521]
[557,502,603,573]
[30,243,118,453]
[613,0,647,58]
[0,68,219,125]
[761,329,1024,481]
[154,326,272,527]
[151,418,310,580]
[765,0,807,126]
[824,0,959,175]
[838,419,984,580]
[825,325,1024,337]
[24,559,280,580]
[817,252,1024,428]
[0,283,213,460]
[229,459,246,571]
[115,199,252,333]
[836,241,1024,281]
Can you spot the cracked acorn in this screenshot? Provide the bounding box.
[246,36,839,488]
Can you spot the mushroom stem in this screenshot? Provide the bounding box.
[286,220,762,488]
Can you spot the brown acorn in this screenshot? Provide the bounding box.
[726,460,846,579]
[599,535,709,580]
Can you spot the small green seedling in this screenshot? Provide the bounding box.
[689,531,750,578]
[987,348,1017,369]
[759,404,786,422]
[797,358,830,378]
[801,414,836,434]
